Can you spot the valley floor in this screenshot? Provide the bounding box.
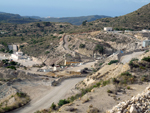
[9,78,85,113]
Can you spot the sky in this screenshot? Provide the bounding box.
[0,0,150,17]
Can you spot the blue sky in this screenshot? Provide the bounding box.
[0,0,149,17]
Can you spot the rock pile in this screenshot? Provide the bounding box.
[107,84,150,113]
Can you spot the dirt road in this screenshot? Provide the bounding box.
[120,51,145,64]
[10,77,85,113]
[66,60,97,72]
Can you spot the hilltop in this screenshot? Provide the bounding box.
[71,3,150,33]
[27,15,111,25]
[0,3,150,113]
[0,12,40,24]
[0,12,110,25]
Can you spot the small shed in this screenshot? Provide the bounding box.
[43,68,53,72]
[16,52,23,56]
[8,45,18,53]
[104,27,113,31]
[143,40,150,47]
[142,29,150,32]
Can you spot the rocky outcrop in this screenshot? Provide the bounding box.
[107,84,150,113]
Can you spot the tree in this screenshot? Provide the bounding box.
[94,44,104,54]
[79,44,85,48]
[82,20,87,26]
[60,25,63,28]
[43,22,51,26]
[13,32,17,36]
[58,99,70,107]
[36,23,40,27]
[50,102,56,110]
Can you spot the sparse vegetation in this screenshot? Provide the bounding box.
[58,99,70,107]
[107,90,113,93]
[129,60,139,68]
[94,44,104,54]
[127,86,131,90]
[142,56,150,62]
[50,102,56,110]
[108,60,118,65]
[6,66,16,70]
[79,44,85,48]
[0,92,30,113]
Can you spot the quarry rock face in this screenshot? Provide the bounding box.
[107,84,150,113]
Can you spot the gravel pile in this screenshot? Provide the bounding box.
[0,84,17,103]
[107,84,150,113]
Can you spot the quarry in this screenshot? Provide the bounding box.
[1,3,150,112]
[0,27,150,113]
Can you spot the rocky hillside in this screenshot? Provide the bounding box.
[1,3,150,64]
[34,48,150,113]
[0,12,40,24]
[30,15,111,25]
[0,67,53,113]
[107,84,150,113]
[42,30,140,65]
[70,3,150,33]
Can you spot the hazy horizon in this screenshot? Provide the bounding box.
[0,0,149,18]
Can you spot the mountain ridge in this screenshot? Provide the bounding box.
[25,15,111,25]
[0,11,111,25]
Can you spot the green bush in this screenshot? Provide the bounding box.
[79,44,85,48]
[0,48,5,52]
[81,86,93,96]
[52,36,57,38]
[112,78,119,84]
[103,80,110,86]
[9,50,13,54]
[43,22,51,26]
[36,23,40,27]
[108,60,118,65]
[10,61,17,65]
[50,102,56,110]
[107,90,113,93]
[127,86,131,90]
[142,56,150,62]
[2,106,11,112]
[16,92,27,98]
[145,50,149,53]
[6,66,16,70]
[45,51,50,54]
[96,82,101,87]
[58,99,70,107]
[99,63,103,66]
[129,58,139,68]
[94,44,104,54]
[141,75,148,82]
[121,71,131,76]
[119,72,135,84]
[59,31,64,34]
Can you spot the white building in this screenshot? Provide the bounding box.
[143,40,150,47]
[142,29,150,32]
[11,52,25,60]
[53,65,61,71]
[8,45,18,53]
[16,52,23,56]
[104,27,113,31]
[11,54,23,60]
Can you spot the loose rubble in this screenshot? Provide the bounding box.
[107,84,150,113]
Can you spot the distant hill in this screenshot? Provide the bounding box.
[0,12,40,24]
[24,15,111,25]
[68,3,150,33]
[88,3,150,31]
[23,16,41,19]
[0,12,110,25]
